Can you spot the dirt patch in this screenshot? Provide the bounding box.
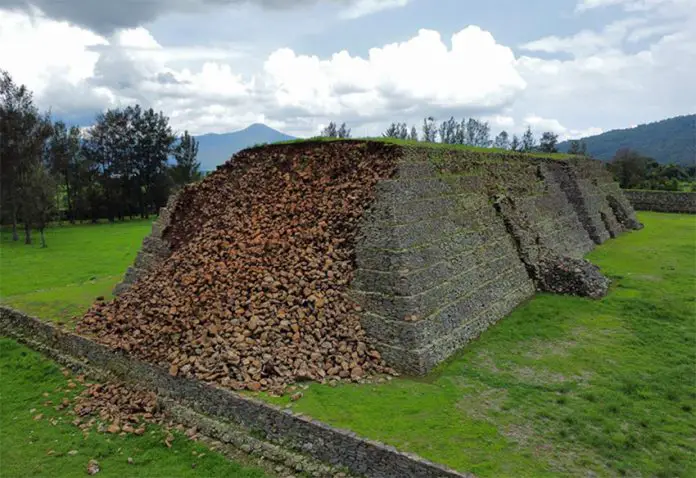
[458,387,509,421]
[521,338,578,360]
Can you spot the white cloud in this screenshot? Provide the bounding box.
[485,115,516,129]
[523,115,603,141]
[575,0,691,12]
[1,0,411,35]
[520,18,645,56]
[1,9,528,136]
[512,0,696,135]
[340,0,410,19]
[1,2,694,141]
[0,9,106,95]
[264,26,526,119]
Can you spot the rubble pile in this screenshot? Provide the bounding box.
[78,141,400,393]
[71,382,163,435]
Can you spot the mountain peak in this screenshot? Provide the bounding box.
[195,124,296,171]
[242,123,274,132]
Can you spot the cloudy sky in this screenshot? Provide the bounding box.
[1,0,694,139]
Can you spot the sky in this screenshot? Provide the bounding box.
[0,0,694,139]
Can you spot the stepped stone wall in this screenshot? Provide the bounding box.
[623,190,696,214]
[113,191,180,296]
[113,142,642,376]
[351,148,642,375]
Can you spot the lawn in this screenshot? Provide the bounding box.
[0,220,153,324]
[0,220,271,477]
[1,213,694,477]
[0,337,268,478]
[256,212,696,477]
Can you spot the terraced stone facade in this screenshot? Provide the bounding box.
[351,148,642,375]
[112,191,179,296]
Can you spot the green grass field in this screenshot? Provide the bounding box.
[256,212,696,477]
[1,213,694,477]
[0,338,268,478]
[0,220,153,324]
[0,220,270,477]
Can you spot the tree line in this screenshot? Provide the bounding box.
[321,117,589,155]
[0,70,202,247]
[608,148,696,192]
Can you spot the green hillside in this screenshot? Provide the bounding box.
[559,115,695,165]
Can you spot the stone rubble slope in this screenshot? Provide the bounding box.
[78,141,401,394]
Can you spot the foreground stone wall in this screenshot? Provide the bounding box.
[352,148,642,375]
[623,190,696,214]
[0,306,468,478]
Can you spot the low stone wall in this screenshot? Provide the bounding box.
[0,306,469,478]
[623,190,696,214]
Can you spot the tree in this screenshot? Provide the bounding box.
[321,122,338,138]
[521,126,536,152]
[472,120,491,147]
[337,122,351,139]
[493,131,510,150]
[132,107,175,217]
[82,108,130,222]
[579,140,588,156]
[20,161,57,247]
[539,131,559,153]
[409,125,419,141]
[510,135,521,152]
[383,122,409,140]
[383,123,400,138]
[464,118,477,145]
[454,120,466,145]
[46,121,82,223]
[82,105,174,221]
[0,70,52,241]
[439,117,457,144]
[171,130,201,187]
[568,140,581,155]
[438,121,448,144]
[608,148,653,189]
[422,117,437,143]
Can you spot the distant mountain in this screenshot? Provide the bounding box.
[195,123,296,171]
[559,115,695,165]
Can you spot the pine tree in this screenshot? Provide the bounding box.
[521,126,536,152]
[46,121,82,223]
[422,117,437,142]
[321,122,338,138]
[171,131,202,187]
[510,135,521,152]
[337,122,351,139]
[0,70,52,242]
[383,123,400,138]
